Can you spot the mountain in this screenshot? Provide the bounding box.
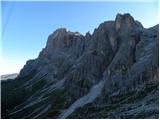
[1,73,19,81]
[1,13,159,119]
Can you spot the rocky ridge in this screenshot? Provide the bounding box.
[1,13,159,119]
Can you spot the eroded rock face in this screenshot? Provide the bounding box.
[1,13,159,119]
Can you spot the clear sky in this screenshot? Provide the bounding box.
[1,0,159,75]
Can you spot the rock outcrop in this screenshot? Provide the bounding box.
[1,13,159,119]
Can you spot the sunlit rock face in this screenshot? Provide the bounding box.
[1,13,159,119]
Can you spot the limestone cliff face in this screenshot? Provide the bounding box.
[1,13,159,119]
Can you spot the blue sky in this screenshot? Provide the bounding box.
[1,1,159,75]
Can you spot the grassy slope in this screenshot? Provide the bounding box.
[1,71,40,118]
[68,82,159,119]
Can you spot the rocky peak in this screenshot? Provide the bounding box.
[115,13,134,21]
[2,13,158,119]
[115,13,142,33]
[85,31,91,36]
[46,28,81,47]
[54,28,67,34]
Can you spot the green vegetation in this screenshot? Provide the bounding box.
[41,89,72,118]
[68,82,158,119]
[31,80,46,94]
[1,71,36,118]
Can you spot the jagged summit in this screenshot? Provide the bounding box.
[53,28,81,35]
[48,13,142,41]
[116,13,134,20]
[1,13,159,119]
